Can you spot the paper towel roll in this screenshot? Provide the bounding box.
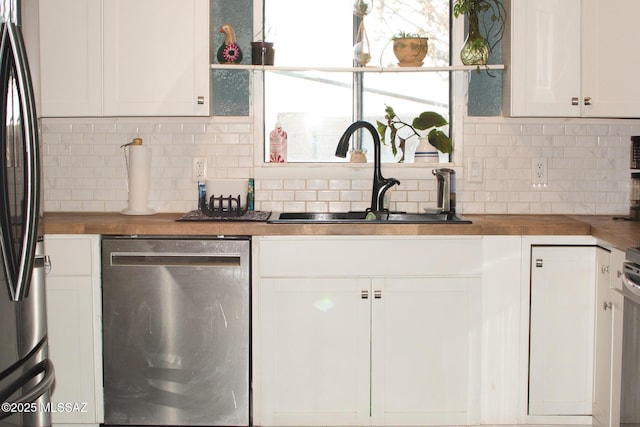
[122,145,155,215]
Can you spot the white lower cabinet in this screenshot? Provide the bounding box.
[523,238,622,426]
[528,245,597,416]
[44,235,103,426]
[593,247,625,427]
[370,276,479,426]
[259,277,370,426]
[254,236,482,426]
[480,236,522,425]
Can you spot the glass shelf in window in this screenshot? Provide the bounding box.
[210,64,505,72]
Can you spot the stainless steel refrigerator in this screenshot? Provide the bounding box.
[0,1,55,426]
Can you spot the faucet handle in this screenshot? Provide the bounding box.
[372,177,400,212]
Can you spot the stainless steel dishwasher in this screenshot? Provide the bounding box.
[101,236,250,426]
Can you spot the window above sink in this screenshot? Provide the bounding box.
[256,0,454,164]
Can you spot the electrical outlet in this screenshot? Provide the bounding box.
[192,157,207,181]
[532,158,547,187]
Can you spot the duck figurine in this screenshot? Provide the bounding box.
[217,23,243,64]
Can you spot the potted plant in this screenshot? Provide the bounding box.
[391,31,428,67]
[251,25,275,65]
[452,0,506,66]
[376,105,452,162]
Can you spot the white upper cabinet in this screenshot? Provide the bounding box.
[580,0,640,118]
[39,0,210,117]
[103,0,210,116]
[506,0,581,117]
[506,0,640,118]
[39,0,103,117]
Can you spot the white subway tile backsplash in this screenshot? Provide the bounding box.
[283,180,305,190]
[318,190,340,201]
[339,190,365,202]
[306,202,329,212]
[282,201,306,212]
[294,191,317,202]
[306,180,328,190]
[41,116,638,215]
[329,179,350,190]
[329,202,354,212]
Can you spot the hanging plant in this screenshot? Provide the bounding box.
[452,0,506,62]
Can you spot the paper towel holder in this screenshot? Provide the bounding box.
[120,138,156,215]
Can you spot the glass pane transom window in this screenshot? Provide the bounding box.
[263,0,451,163]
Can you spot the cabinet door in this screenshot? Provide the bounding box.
[609,287,624,427]
[371,277,480,426]
[593,248,613,426]
[103,0,210,116]
[44,235,102,423]
[608,249,626,427]
[46,276,99,424]
[581,0,640,117]
[507,0,581,117]
[39,0,102,117]
[611,248,626,292]
[529,246,596,415]
[259,277,371,426]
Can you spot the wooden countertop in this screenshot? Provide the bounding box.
[43,212,640,251]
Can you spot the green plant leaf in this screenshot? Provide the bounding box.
[427,129,452,154]
[376,120,388,145]
[412,111,448,131]
[389,127,398,154]
[384,105,396,120]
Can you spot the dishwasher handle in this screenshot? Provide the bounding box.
[109,252,242,267]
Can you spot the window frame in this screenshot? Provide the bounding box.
[251,0,467,181]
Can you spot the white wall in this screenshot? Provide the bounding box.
[41,115,637,215]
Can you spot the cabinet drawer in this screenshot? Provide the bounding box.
[258,236,482,277]
[44,236,93,277]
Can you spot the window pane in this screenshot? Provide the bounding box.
[263,0,450,163]
[264,0,352,67]
[264,71,353,162]
[361,72,450,163]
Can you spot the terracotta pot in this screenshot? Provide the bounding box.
[349,150,367,163]
[392,37,428,67]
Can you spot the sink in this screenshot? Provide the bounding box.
[268,211,472,224]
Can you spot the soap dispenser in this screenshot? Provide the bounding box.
[432,168,456,213]
[269,122,288,163]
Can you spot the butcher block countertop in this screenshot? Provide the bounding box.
[43,212,640,251]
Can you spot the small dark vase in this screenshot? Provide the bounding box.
[251,41,275,65]
[460,11,489,65]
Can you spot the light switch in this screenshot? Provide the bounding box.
[467,158,483,183]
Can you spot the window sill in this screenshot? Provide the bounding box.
[253,161,458,181]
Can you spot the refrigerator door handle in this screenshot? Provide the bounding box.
[0,359,55,421]
[0,20,40,302]
[0,334,46,381]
